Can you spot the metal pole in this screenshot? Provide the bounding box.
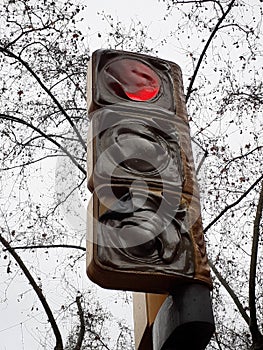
[152,284,215,350]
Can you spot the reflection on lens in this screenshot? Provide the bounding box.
[104,58,161,101]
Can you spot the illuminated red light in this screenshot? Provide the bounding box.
[105,58,161,101]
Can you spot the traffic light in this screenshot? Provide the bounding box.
[86,49,212,293]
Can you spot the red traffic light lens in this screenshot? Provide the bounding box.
[104,58,161,101]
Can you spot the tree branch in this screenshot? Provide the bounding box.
[0,234,64,350]
[204,173,263,233]
[5,24,59,49]
[1,154,65,171]
[185,0,235,103]
[74,296,85,350]
[0,114,86,175]
[4,244,86,251]
[0,46,86,150]
[222,146,263,170]
[209,259,250,325]
[47,176,86,217]
[167,1,224,13]
[214,331,224,350]
[196,149,208,175]
[249,181,263,347]
[87,329,112,350]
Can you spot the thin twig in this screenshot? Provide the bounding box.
[0,234,64,350]
[204,173,263,233]
[186,0,235,103]
[0,114,86,175]
[209,259,250,325]
[3,244,86,252]
[87,329,112,350]
[0,46,86,150]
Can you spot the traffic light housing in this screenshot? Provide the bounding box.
[86,49,212,293]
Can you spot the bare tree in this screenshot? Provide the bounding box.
[158,1,263,349]
[0,0,262,349]
[0,0,131,348]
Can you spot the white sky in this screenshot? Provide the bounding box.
[83,0,185,62]
[0,1,233,348]
[1,2,169,349]
[1,0,262,348]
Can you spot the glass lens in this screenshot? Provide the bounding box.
[104,58,161,101]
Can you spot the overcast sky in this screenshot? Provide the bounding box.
[2,1,260,348]
[84,0,185,62]
[0,2,170,349]
[0,1,208,348]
